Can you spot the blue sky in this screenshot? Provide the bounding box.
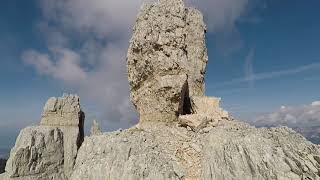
[0,0,320,149]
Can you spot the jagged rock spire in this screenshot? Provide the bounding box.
[91,119,102,135]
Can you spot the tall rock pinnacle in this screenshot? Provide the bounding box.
[127,0,208,123]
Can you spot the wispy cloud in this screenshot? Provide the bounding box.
[252,101,320,128]
[210,62,320,89]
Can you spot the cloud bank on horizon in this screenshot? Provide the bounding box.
[253,101,320,128]
[22,0,256,125]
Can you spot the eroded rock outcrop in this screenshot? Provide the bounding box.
[127,0,208,123]
[5,127,65,179]
[1,94,84,180]
[40,94,85,177]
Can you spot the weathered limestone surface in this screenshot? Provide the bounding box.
[71,121,320,180]
[178,96,229,130]
[202,121,320,180]
[4,126,66,180]
[127,0,208,122]
[40,95,84,127]
[1,94,84,180]
[40,94,85,178]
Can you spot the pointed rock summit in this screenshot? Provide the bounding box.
[90,119,102,136]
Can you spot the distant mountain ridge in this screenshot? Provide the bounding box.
[294,126,320,144]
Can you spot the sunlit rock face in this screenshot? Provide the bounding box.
[40,94,85,178]
[1,94,85,180]
[5,127,65,179]
[127,0,208,123]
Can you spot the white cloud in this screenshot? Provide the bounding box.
[253,101,320,128]
[187,0,250,32]
[23,0,259,128]
[22,48,87,84]
[312,101,320,106]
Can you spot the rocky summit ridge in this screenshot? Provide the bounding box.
[1,0,320,180]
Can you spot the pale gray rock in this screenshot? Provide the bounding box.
[3,126,66,180]
[127,0,207,123]
[71,122,192,180]
[179,96,229,131]
[90,120,102,136]
[1,94,85,180]
[40,94,84,127]
[189,96,226,117]
[40,94,85,177]
[201,121,320,180]
[134,74,188,122]
[179,114,217,131]
[70,121,320,180]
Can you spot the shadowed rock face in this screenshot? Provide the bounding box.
[127,0,208,123]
